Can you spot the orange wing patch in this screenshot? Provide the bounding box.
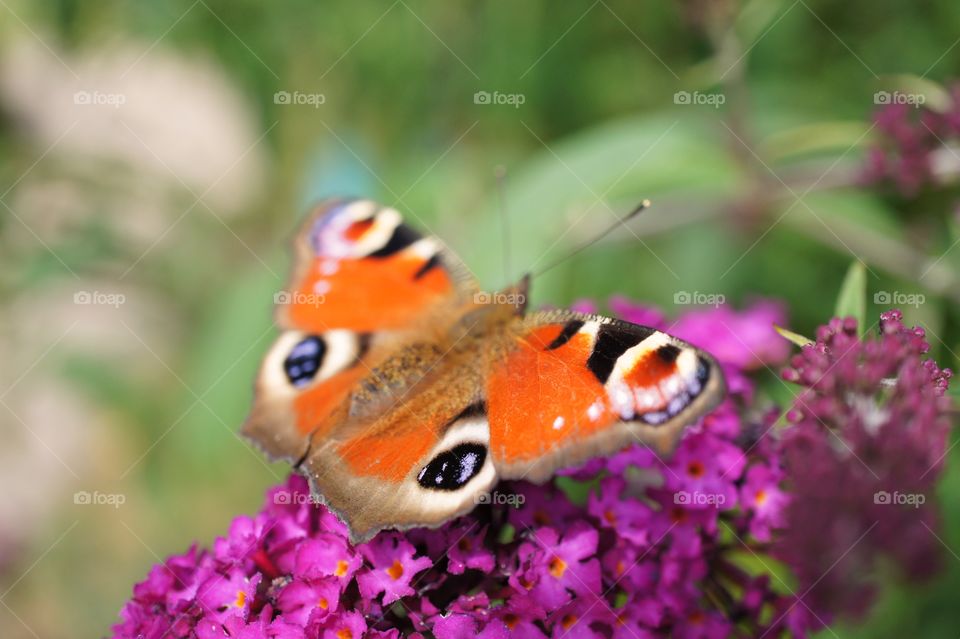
[289,253,452,333]
[337,406,444,482]
[344,218,375,241]
[623,348,678,387]
[278,199,465,334]
[487,322,615,465]
[487,316,718,471]
[292,367,366,435]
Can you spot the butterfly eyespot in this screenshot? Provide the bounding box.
[417,443,487,491]
[284,336,326,387]
[656,343,681,363]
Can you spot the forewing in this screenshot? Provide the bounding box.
[278,198,477,332]
[486,311,725,482]
[243,199,477,463]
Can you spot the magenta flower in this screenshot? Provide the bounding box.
[776,310,953,618]
[294,534,362,583]
[863,83,960,196]
[511,524,601,610]
[275,577,340,625]
[356,533,433,605]
[112,302,952,639]
[663,430,746,509]
[438,523,496,575]
[739,464,787,542]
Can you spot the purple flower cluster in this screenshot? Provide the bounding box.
[863,84,960,196]
[112,302,952,639]
[777,310,953,618]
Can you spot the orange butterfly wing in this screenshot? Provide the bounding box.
[487,312,725,481]
[242,199,476,463]
[281,199,471,332]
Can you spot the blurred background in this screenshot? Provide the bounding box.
[1,1,959,637]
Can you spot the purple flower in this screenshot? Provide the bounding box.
[294,533,361,583]
[863,84,960,196]
[513,524,601,610]
[587,476,654,546]
[776,310,953,618]
[196,568,261,624]
[275,577,340,625]
[317,610,368,639]
[111,302,952,639]
[487,594,547,639]
[357,534,433,605]
[663,430,746,509]
[442,523,495,575]
[671,300,791,372]
[739,464,787,542]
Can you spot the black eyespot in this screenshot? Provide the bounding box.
[284,336,326,387]
[656,343,681,364]
[417,443,487,491]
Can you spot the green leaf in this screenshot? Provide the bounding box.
[453,111,741,300]
[761,121,874,161]
[774,325,814,347]
[834,260,867,333]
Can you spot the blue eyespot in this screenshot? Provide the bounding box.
[417,443,487,491]
[284,336,325,387]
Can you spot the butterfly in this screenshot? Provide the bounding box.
[243,199,725,542]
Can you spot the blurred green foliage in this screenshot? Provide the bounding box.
[1,0,959,637]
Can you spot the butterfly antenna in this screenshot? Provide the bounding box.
[495,165,512,282]
[532,199,652,278]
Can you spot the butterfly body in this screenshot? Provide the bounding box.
[244,199,725,541]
